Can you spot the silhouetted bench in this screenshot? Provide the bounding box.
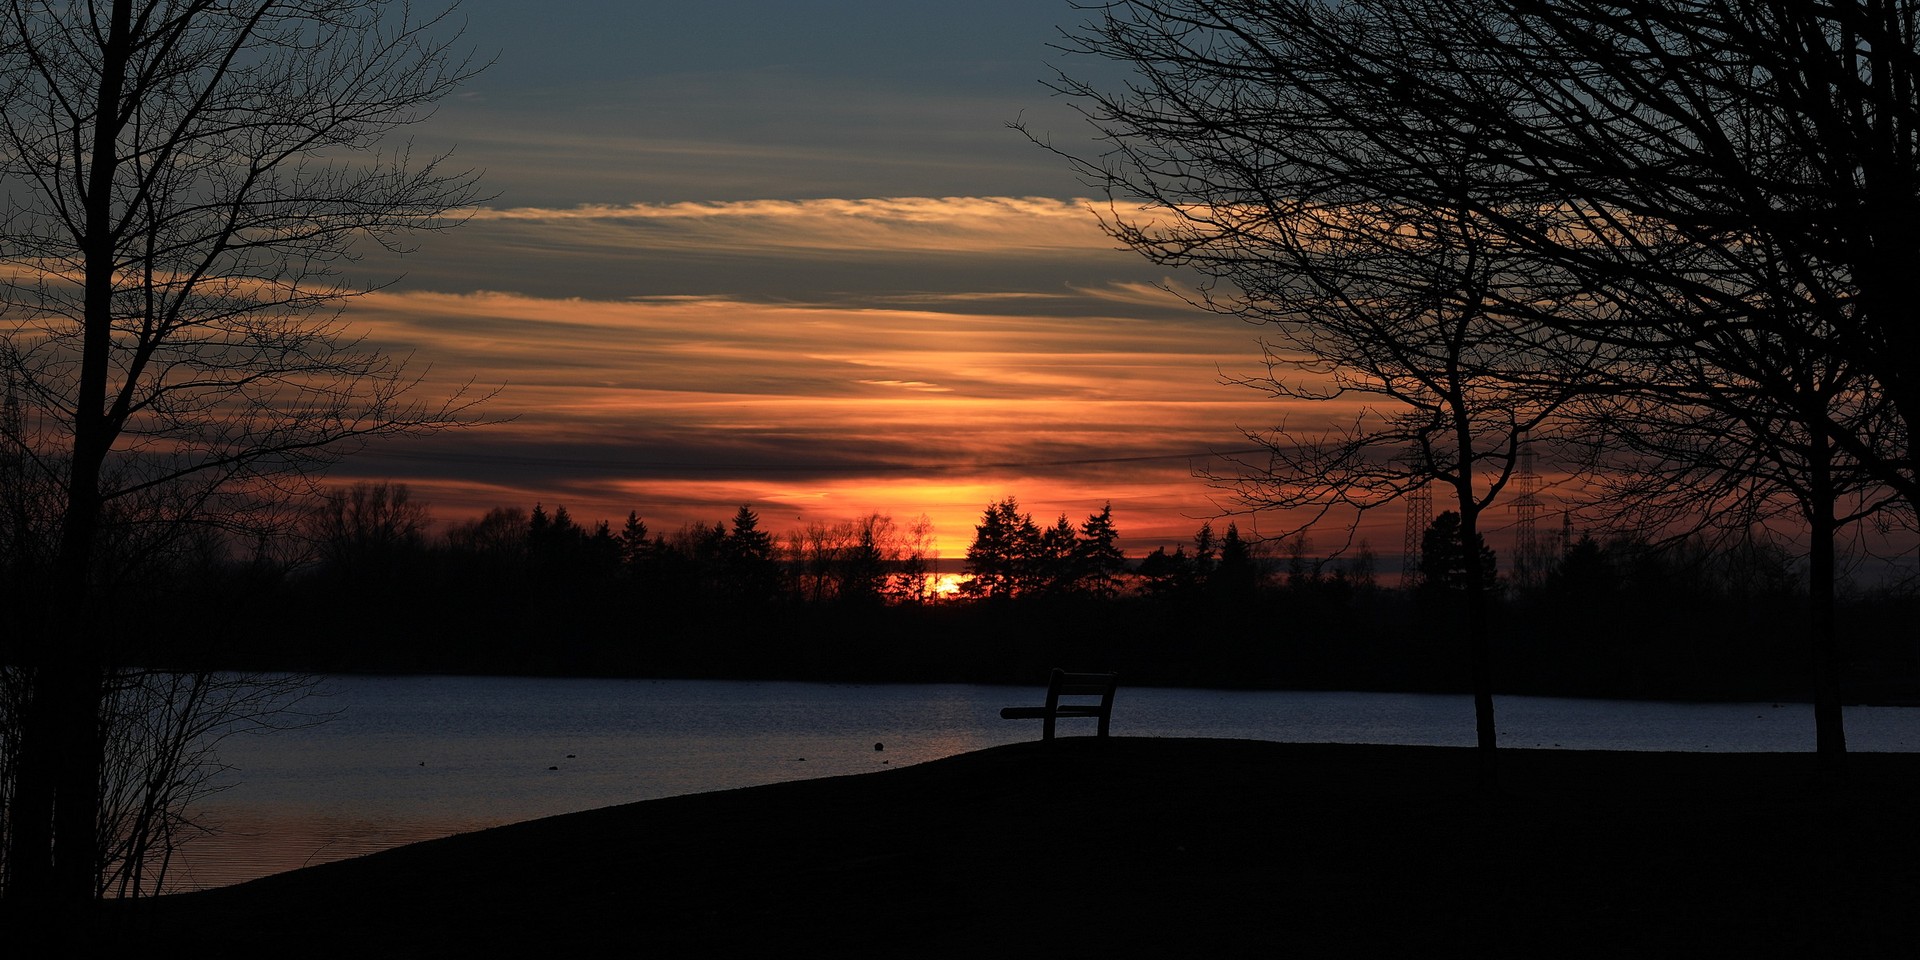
[999,669,1118,740]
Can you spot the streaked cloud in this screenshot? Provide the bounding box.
[271,4,1420,554]
[333,276,1321,550]
[463,196,1116,256]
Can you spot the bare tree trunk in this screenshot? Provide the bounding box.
[0,0,481,902]
[1807,430,1846,774]
[47,661,101,901]
[1456,495,1498,788]
[18,0,135,903]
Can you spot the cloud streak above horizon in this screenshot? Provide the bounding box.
[338,266,1310,552]
[306,2,1412,556]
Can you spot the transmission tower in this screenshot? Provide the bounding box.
[1400,481,1433,590]
[1510,443,1546,588]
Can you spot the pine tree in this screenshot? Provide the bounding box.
[1035,514,1079,595]
[1074,502,1128,598]
[1136,545,1194,597]
[1212,522,1260,600]
[619,512,651,568]
[963,498,1021,598]
[1192,522,1219,585]
[1420,511,1497,595]
[723,505,779,603]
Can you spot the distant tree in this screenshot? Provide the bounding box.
[619,512,651,569]
[447,507,530,566]
[1211,522,1262,601]
[304,482,431,586]
[1544,535,1621,606]
[1339,540,1377,595]
[1032,514,1080,596]
[651,521,729,605]
[782,512,908,606]
[963,498,1031,599]
[1073,503,1128,599]
[584,520,621,575]
[1420,512,1498,599]
[888,513,937,604]
[526,504,620,586]
[722,506,779,604]
[1191,522,1219,586]
[791,521,843,604]
[1328,541,1374,599]
[1283,532,1319,591]
[837,514,895,607]
[527,503,577,555]
[1713,530,1805,603]
[1135,544,1194,598]
[1135,522,1238,599]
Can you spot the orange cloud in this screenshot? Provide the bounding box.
[455,196,1130,260]
[334,283,1323,549]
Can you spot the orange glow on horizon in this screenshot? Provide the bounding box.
[332,264,1360,553]
[313,194,1414,559]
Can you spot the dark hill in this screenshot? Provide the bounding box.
[51,739,1920,957]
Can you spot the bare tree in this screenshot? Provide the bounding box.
[1369,0,1912,769]
[1032,5,1601,780]
[785,514,902,606]
[1040,0,1913,773]
[1561,334,1899,760]
[303,480,432,586]
[93,669,322,898]
[888,513,938,604]
[0,0,484,900]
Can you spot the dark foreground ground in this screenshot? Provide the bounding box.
[51,740,1920,957]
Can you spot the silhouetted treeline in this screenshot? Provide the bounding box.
[120,485,1920,702]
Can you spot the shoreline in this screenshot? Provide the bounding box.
[51,738,1920,956]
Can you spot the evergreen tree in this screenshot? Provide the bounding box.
[447,507,529,566]
[964,498,1027,598]
[1192,522,1219,585]
[619,512,651,568]
[1034,514,1080,595]
[837,514,892,607]
[1212,522,1261,601]
[1074,502,1128,599]
[586,520,621,573]
[1136,545,1194,597]
[1420,511,1497,596]
[722,506,779,603]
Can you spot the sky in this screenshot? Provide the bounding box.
[326,0,1397,559]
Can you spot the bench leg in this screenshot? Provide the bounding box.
[1042,714,1056,741]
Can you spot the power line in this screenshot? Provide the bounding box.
[356,446,1274,475]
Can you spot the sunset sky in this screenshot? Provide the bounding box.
[330,0,1396,558]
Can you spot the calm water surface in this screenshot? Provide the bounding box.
[174,675,1920,892]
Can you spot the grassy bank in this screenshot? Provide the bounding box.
[51,739,1920,956]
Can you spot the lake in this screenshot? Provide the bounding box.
[171,675,1920,892]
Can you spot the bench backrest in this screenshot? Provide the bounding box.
[1043,669,1117,739]
[1047,669,1119,704]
